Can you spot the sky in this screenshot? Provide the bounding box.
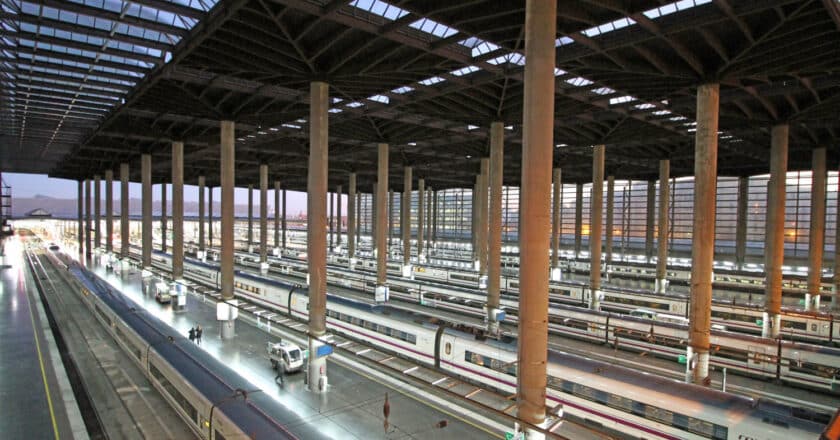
[2,172,343,215]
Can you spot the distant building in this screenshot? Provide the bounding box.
[26,208,52,218]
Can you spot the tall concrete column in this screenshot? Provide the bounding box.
[329,189,334,250]
[735,176,748,268]
[402,166,413,275]
[426,187,433,252]
[219,120,236,339]
[645,181,656,261]
[120,163,129,259]
[85,179,92,257]
[274,181,281,252]
[574,183,583,257]
[376,143,389,299]
[77,180,84,257]
[371,183,377,252]
[478,158,490,276]
[807,148,827,311]
[517,0,556,433]
[198,176,205,258]
[94,175,101,249]
[141,154,152,268]
[472,181,478,260]
[656,159,670,293]
[259,164,268,273]
[348,172,357,264]
[172,141,184,280]
[550,168,562,279]
[208,186,213,248]
[281,188,287,249]
[487,121,504,333]
[764,124,788,338]
[161,182,166,252]
[307,81,330,392]
[590,145,605,310]
[105,170,113,254]
[247,184,254,253]
[336,185,342,247]
[432,190,438,244]
[687,83,719,386]
[356,192,362,250]
[834,174,840,311]
[605,176,614,266]
[388,189,394,248]
[417,178,425,259]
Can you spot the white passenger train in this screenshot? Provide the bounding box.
[147,251,831,439]
[139,248,840,393]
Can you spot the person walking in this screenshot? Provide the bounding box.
[188,327,196,343]
[195,325,203,346]
[275,358,285,386]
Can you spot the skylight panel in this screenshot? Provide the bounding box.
[367,95,389,104]
[566,77,593,87]
[634,103,655,110]
[669,115,687,121]
[461,38,500,58]
[281,123,301,129]
[652,110,671,116]
[349,0,409,21]
[332,97,344,104]
[554,68,567,76]
[609,95,636,105]
[418,76,445,86]
[392,85,414,94]
[643,0,711,19]
[450,65,479,76]
[346,101,364,108]
[487,53,525,66]
[328,108,343,113]
[581,17,636,38]
[409,18,457,39]
[592,87,616,95]
[467,124,479,130]
[556,36,574,47]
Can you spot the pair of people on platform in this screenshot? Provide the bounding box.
[188,325,203,345]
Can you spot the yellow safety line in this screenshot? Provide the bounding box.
[25,271,61,440]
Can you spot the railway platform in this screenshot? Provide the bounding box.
[0,237,86,440]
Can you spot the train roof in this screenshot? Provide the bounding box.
[67,263,322,439]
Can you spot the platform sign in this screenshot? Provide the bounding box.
[316,344,333,358]
[678,354,687,364]
[755,319,763,326]
[505,432,523,440]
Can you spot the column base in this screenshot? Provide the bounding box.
[217,300,238,339]
[307,336,329,393]
[588,289,602,311]
[486,307,504,336]
[349,257,357,271]
[401,264,413,279]
[272,247,281,257]
[761,312,781,338]
[550,267,562,281]
[375,284,389,303]
[260,262,270,275]
[197,250,206,261]
[805,293,812,311]
[478,275,488,290]
[141,267,153,278]
[473,260,480,271]
[248,245,254,254]
[654,278,669,293]
[418,253,426,264]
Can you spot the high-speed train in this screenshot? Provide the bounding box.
[140,249,840,393]
[243,249,840,346]
[47,252,321,440]
[136,250,830,439]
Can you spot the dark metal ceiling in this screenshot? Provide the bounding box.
[4,0,840,191]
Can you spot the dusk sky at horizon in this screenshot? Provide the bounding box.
[3,172,345,214]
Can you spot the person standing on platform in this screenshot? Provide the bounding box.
[196,325,203,346]
[275,359,285,386]
[188,327,196,343]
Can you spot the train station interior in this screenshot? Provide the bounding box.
[2,0,840,439]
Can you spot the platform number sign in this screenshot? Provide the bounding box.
[505,432,523,440]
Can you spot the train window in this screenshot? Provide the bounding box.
[781,320,807,331]
[150,364,199,424]
[790,361,838,378]
[761,417,789,429]
[445,343,451,355]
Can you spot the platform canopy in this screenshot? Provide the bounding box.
[3,0,840,190]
